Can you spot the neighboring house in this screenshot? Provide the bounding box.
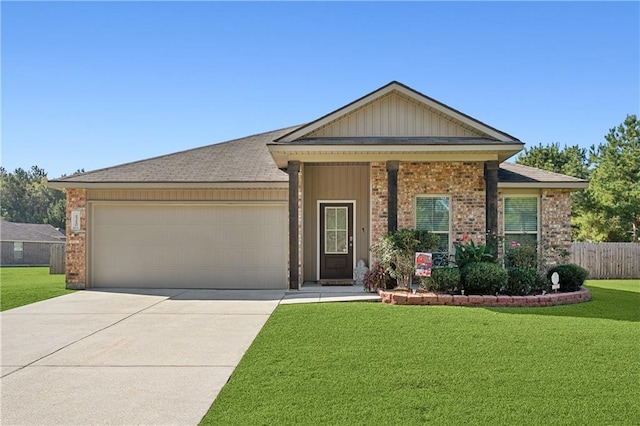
[0,220,66,266]
[49,81,587,290]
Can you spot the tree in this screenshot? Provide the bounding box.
[0,166,67,229]
[516,142,590,179]
[584,115,640,242]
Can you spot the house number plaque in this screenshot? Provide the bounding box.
[71,210,82,232]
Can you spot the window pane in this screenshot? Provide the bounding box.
[504,197,538,233]
[325,231,337,254]
[326,208,336,230]
[507,233,537,246]
[432,234,450,267]
[336,207,347,229]
[416,197,449,232]
[14,242,23,260]
[336,231,347,253]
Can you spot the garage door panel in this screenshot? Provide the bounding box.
[91,204,287,289]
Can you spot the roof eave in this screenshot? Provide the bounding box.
[48,181,289,190]
[498,182,589,190]
[268,143,524,168]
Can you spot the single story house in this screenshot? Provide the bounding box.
[0,220,66,266]
[49,81,588,290]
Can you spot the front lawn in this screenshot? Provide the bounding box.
[0,267,74,311]
[202,280,640,425]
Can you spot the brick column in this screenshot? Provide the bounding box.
[288,161,300,290]
[66,188,87,289]
[387,161,399,233]
[484,161,499,252]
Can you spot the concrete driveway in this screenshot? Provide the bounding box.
[0,289,284,425]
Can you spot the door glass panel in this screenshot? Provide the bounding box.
[325,206,349,254]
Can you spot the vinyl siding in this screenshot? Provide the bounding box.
[306,92,483,138]
[87,189,288,202]
[303,163,370,281]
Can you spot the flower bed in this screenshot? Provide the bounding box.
[378,286,591,307]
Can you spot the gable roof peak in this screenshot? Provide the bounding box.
[275,81,520,143]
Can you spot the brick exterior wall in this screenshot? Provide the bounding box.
[65,188,87,289]
[371,161,486,244]
[371,162,574,266]
[540,189,572,265]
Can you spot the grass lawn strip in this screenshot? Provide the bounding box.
[202,280,640,425]
[0,267,73,311]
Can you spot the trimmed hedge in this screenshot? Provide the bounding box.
[430,267,460,293]
[547,263,589,292]
[461,263,507,295]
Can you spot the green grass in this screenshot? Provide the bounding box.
[202,280,640,425]
[0,267,74,311]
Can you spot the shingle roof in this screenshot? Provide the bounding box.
[498,163,588,186]
[48,125,585,189]
[1,220,66,242]
[50,126,300,185]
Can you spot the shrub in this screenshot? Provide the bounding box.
[547,264,589,292]
[370,228,439,288]
[429,267,461,293]
[505,241,538,269]
[461,262,507,295]
[504,267,537,295]
[454,239,497,268]
[533,272,551,294]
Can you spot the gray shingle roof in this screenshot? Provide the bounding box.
[50,126,300,184]
[498,162,588,184]
[1,220,66,242]
[48,124,585,189]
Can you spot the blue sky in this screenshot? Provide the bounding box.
[2,1,638,179]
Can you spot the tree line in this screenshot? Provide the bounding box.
[0,166,83,229]
[517,114,639,242]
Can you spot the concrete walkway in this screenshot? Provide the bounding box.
[1,287,379,425]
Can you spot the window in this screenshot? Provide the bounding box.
[324,206,348,254]
[14,242,23,261]
[504,196,538,245]
[416,196,450,266]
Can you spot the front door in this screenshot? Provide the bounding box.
[319,203,354,279]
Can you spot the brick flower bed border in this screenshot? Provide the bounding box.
[378,286,591,307]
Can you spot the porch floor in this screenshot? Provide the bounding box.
[280,282,380,304]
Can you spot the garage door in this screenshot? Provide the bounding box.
[90,203,288,289]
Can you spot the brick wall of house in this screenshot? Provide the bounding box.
[371,161,486,259]
[540,189,572,265]
[66,188,87,289]
[370,162,388,243]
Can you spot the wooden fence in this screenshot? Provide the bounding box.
[571,243,640,279]
[49,243,65,274]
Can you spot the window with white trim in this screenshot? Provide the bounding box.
[14,242,24,260]
[416,196,450,266]
[504,196,539,246]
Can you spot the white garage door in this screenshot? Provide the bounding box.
[90,203,288,289]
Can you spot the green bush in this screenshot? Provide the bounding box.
[504,241,538,269]
[461,263,507,295]
[504,267,537,295]
[370,228,439,288]
[429,267,460,293]
[547,264,589,292]
[532,273,551,294]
